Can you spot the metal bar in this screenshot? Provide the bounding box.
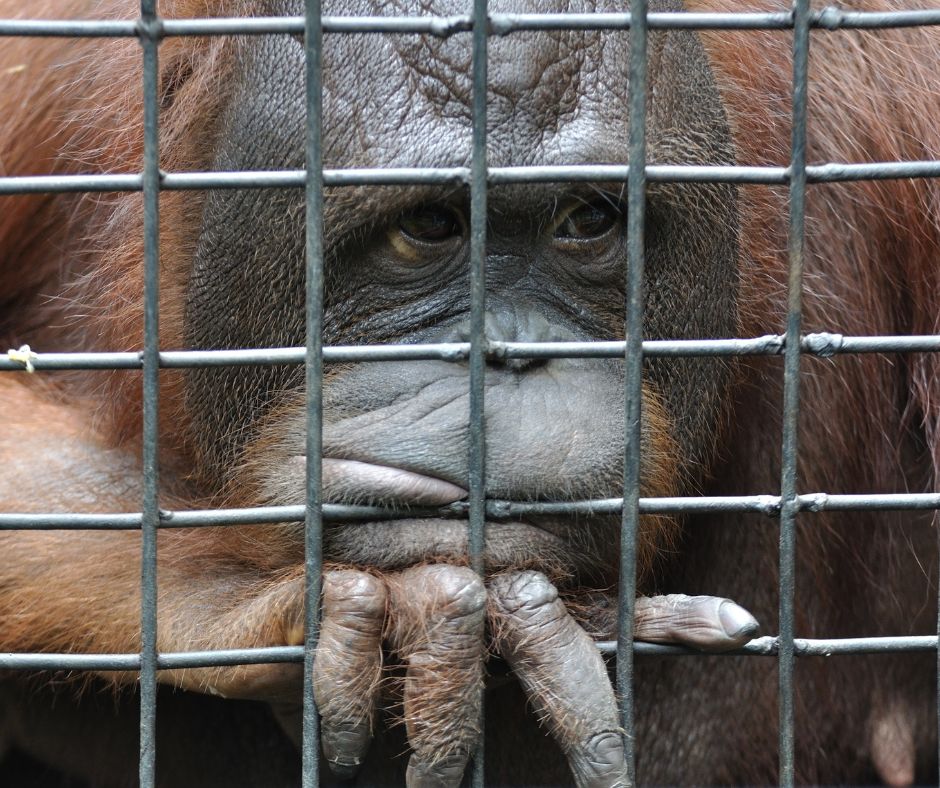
[176,160,940,186]
[778,0,811,780]
[302,1,325,786]
[468,0,488,600]
[491,496,780,517]
[4,160,940,196]
[617,0,647,782]
[136,2,161,787]
[9,333,940,373]
[493,8,940,31]
[0,19,141,36]
[806,160,940,182]
[11,490,940,532]
[3,9,939,38]
[603,635,940,657]
[498,336,782,358]
[0,174,144,194]
[0,647,300,671]
[811,7,940,29]
[4,633,938,674]
[489,164,787,184]
[166,167,469,189]
[467,0,489,784]
[489,11,789,32]
[13,489,940,532]
[796,493,940,512]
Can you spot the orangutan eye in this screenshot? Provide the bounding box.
[554,201,620,241]
[398,206,463,245]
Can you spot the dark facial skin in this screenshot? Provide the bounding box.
[187,0,738,572]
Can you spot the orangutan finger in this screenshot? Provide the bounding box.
[634,594,758,652]
[313,569,387,779]
[489,571,626,788]
[388,564,486,788]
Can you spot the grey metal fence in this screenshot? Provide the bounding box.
[1,2,940,787]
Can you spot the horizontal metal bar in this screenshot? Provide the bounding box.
[163,16,303,35]
[602,635,939,656]
[490,11,790,32]
[0,513,146,530]
[799,493,940,512]
[319,15,472,34]
[499,161,940,185]
[167,171,302,189]
[2,9,938,39]
[489,495,782,517]
[807,160,940,182]
[166,15,474,36]
[0,166,796,194]
[490,164,788,184]
[811,7,940,29]
[0,15,472,38]
[6,334,940,372]
[4,633,934,672]
[166,168,468,189]
[3,159,940,196]
[0,19,139,36]
[0,503,421,530]
[492,9,940,31]
[0,345,468,370]
[805,333,940,355]
[490,492,940,516]
[0,646,302,671]
[0,174,143,194]
[0,167,468,195]
[5,491,940,531]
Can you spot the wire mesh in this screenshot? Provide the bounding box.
[0,2,938,787]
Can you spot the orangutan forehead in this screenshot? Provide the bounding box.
[316,35,633,171]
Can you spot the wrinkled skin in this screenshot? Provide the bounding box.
[2,0,940,785]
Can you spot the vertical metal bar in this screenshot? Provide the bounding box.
[468,0,488,617]
[617,1,647,784]
[302,1,324,787]
[779,0,811,783]
[468,0,488,784]
[137,2,161,787]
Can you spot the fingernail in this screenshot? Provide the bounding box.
[406,753,468,788]
[327,760,361,781]
[323,721,370,779]
[718,601,759,640]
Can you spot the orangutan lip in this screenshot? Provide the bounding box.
[291,456,468,506]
